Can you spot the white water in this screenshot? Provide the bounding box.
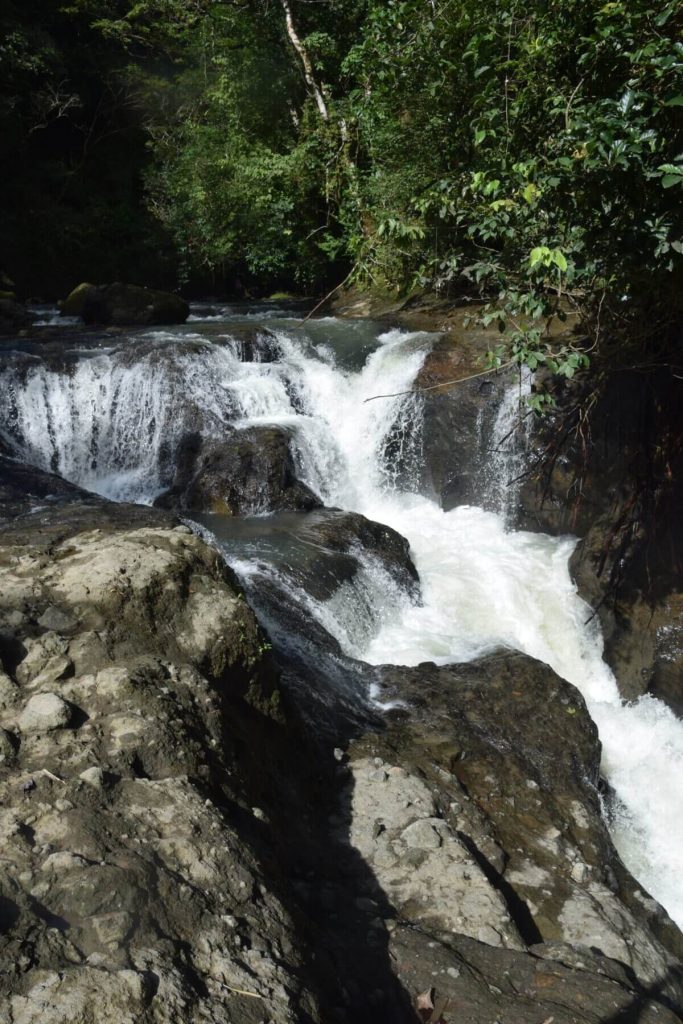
[0,333,289,501]
[1,317,682,928]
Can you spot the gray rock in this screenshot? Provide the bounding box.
[37,606,78,632]
[401,819,443,850]
[18,693,73,732]
[155,426,321,516]
[79,766,105,787]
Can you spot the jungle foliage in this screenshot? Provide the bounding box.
[1,1,681,382]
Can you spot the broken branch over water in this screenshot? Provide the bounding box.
[363,359,516,402]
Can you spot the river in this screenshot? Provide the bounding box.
[2,301,682,930]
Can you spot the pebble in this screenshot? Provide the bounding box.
[571,861,589,883]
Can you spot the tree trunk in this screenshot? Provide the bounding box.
[279,0,329,122]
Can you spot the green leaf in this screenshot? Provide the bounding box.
[553,249,568,272]
[529,246,549,268]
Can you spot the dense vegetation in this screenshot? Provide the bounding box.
[1,2,681,369]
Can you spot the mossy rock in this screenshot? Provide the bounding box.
[0,290,16,301]
[59,282,95,317]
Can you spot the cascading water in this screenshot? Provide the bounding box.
[1,308,682,930]
[0,332,290,501]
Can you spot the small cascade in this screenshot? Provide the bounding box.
[486,366,533,522]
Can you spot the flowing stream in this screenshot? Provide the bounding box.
[3,305,683,929]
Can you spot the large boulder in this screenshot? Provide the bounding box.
[0,456,680,1023]
[0,480,328,1024]
[390,332,516,510]
[81,282,189,326]
[155,426,321,516]
[349,652,683,1009]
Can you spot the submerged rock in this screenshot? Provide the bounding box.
[81,282,189,326]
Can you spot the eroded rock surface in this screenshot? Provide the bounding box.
[518,369,683,715]
[343,653,683,1017]
[0,493,324,1024]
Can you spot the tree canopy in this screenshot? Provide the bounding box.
[1,0,681,367]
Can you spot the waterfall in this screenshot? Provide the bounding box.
[0,332,292,502]
[1,312,682,929]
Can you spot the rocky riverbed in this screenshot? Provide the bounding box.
[0,456,681,1023]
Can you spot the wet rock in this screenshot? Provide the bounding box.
[18,693,73,732]
[81,283,189,326]
[301,510,419,592]
[226,327,282,363]
[0,298,31,335]
[155,426,321,516]
[58,282,94,317]
[396,333,514,508]
[517,369,683,715]
[0,454,97,520]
